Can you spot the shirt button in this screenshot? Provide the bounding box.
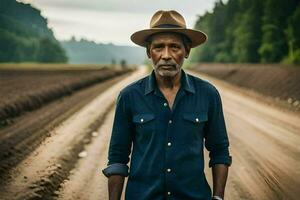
[167,168,171,172]
[140,118,144,122]
[167,191,171,195]
[168,120,172,124]
[195,118,199,122]
[163,102,168,107]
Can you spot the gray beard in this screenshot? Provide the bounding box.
[161,76,176,89]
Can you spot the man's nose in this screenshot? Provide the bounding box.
[161,47,171,60]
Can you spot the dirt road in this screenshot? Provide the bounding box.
[0,67,299,199]
[0,67,147,200]
[189,71,300,200]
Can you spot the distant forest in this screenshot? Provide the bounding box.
[61,37,146,65]
[0,0,67,63]
[191,0,300,65]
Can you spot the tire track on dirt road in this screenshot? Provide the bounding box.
[57,109,115,200]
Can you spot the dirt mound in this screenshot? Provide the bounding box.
[0,67,132,125]
[190,63,300,111]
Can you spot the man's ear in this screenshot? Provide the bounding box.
[146,48,151,58]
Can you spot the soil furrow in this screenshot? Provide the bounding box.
[0,72,132,181]
[0,67,146,200]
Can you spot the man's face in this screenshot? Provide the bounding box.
[148,33,189,78]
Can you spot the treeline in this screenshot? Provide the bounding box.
[191,0,300,64]
[0,0,67,63]
[61,37,145,65]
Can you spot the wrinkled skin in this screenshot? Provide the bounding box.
[147,33,190,79]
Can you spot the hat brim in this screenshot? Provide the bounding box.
[130,28,207,48]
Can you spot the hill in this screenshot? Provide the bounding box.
[0,0,67,63]
[61,38,146,65]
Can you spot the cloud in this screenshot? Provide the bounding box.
[22,0,218,45]
[44,7,150,45]
[32,0,216,15]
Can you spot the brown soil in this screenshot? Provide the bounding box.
[0,67,132,124]
[189,63,300,113]
[0,67,146,200]
[1,66,299,200]
[0,70,133,182]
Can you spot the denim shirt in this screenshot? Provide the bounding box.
[102,69,232,200]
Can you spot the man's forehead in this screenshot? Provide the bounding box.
[149,32,184,44]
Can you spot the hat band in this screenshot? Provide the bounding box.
[153,24,184,28]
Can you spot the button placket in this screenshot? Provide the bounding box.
[164,105,174,198]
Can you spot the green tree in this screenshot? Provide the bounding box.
[191,12,214,62]
[0,0,68,63]
[232,0,263,62]
[259,0,298,63]
[214,0,239,62]
[120,59,127,68]
[191,0,240,63]
[0,29,23,62]
[190,0,300,65]
[285,4,300,64]
[37,38,67,63]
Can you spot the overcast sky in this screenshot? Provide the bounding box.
[20,0,220,46]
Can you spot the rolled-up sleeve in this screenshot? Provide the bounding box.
[102,91,133,177]
[204,87,232,168]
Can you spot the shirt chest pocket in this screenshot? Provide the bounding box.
[132,113,156,135]
[182,112,208,138]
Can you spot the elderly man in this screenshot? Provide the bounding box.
[102,10,232,200]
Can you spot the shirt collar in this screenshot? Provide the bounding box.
[144,69,195,95]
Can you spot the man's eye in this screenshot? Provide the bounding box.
[154,46,162,50]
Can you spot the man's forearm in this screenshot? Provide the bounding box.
[108,175,125,200]
[212,164,229,198]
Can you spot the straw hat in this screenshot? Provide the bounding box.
[130,10,207,48]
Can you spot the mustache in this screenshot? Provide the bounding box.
[157,63,176,67]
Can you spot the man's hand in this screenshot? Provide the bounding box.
[108,175,125,200]
[212,164,229,199]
